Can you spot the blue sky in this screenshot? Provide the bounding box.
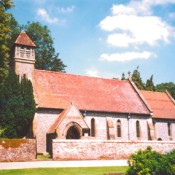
[10,0,175,84]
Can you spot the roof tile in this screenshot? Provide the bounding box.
[140,90,175,119]
[15,31,36,47]
[33,69,150,115]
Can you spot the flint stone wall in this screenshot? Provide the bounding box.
[0,139,36,162]
[52,140,175,160]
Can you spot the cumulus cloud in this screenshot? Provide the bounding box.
[99,51,156,62]
[99,0,175,62]
[37,8,58,24]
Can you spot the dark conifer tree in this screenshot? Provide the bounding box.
[131,66,145,90]
[121,73,126,80]
[146,75,155,91]
[0,72,36,138]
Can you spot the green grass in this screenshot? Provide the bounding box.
[0,166,128,175]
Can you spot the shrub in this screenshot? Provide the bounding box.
[126,146,175,175]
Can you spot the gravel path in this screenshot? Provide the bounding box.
[0,160,128,170]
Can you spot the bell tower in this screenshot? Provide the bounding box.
[11,31,36,81]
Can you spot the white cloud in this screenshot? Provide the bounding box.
[100,13,172,47]
[98,0,175,62]
[86,69,100,77]
[57,6,75,14]
[37,8,58,24]
[99,51,156,62]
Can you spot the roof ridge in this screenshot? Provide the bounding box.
[165,90,175,105]
[34,69,126,82]
[128,78,153,115]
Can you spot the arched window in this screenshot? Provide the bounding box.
[91,118,95,137]
[117,120,121,137]
[168,122,172,140]
[136,120,140,138]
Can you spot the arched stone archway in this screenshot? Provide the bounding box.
[66,125,81,139]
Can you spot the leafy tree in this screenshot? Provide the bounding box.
[8,15,21,48]
[7,19,66,72]
[156,82,175,99]
[24,22,66,72]
[131,66,145,90]
[145,75,155,91]
[126,146,175,175]
[0,0,14,82]
[0,72,36,138]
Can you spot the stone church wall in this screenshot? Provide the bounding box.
[52,140,175,160]
[34,109,151,154]
[85,112,150,141]
[33,109,61,153]
[155,120,175,141]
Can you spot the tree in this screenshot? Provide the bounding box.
[145,75,155,91]
[121,73,126,80]
[131,66,145,90]
[0,72,36,138]
[156,82,175,99]
[126,147,175,175]
[24,22,66,72]
[0,0,14,82]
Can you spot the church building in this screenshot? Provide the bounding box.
[11,32,175,154]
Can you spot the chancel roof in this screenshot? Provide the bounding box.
[33,69,150,115]
[140,90,175,119]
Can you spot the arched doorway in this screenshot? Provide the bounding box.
[66,125,80,139]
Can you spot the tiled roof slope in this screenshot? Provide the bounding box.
[33,69,150,115]
[140,90,175,119]
[15,31,36,47]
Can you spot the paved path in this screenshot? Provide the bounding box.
[0,160,128,170]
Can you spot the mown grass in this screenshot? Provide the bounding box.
[0,166,128,175]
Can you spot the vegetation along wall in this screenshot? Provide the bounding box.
[0,139,36,162]
[52,140,175,160]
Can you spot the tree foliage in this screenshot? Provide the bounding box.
[0,72,36,138]
[121,67,175,99]
[126,147,175,175]
[131,66,145,90]
[25,22,66,72]
[146,75,155,91]
[156,82,175,99]
[0,0,14,82]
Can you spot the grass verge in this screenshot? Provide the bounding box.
[0,166,128,175]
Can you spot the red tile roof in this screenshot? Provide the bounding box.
[15,31,36,47]
[140,90,175,119]
[33,69,150,115]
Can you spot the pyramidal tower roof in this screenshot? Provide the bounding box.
[15,31,36,47]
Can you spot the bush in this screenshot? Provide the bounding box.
[126,146,175,175]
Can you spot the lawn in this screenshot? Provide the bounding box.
[0,166,128,175]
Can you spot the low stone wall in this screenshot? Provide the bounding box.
[0,139,36,162]
[52,140,175,160]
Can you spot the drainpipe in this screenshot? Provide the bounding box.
[127,114,131,140]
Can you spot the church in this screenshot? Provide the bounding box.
[11,32,175,155]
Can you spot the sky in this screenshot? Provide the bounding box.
[10,0,175,84]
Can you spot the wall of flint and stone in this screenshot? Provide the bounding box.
[52,140,175,160]
[33,108,175,154]
[0,139,36,162]
[33,109,61,153]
